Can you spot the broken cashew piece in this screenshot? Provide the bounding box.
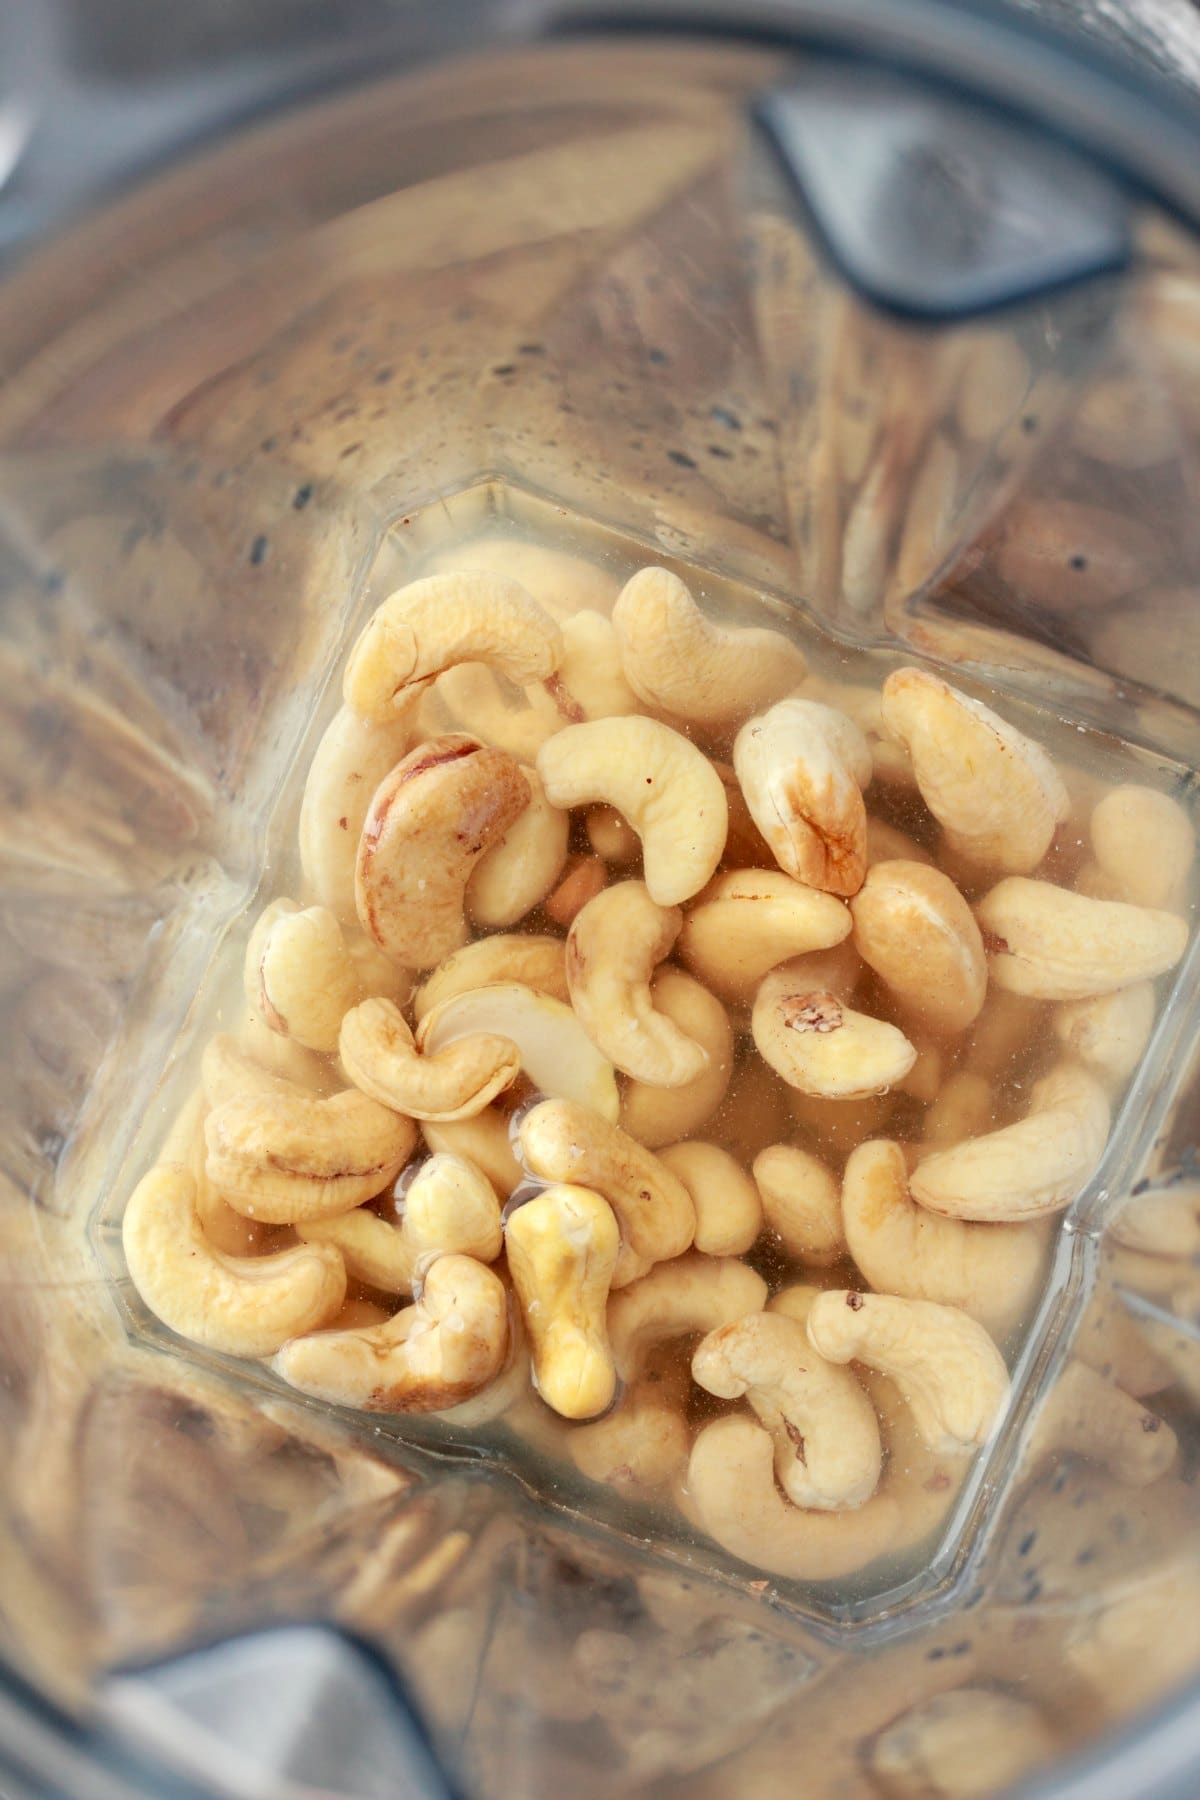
[466,766,569,929]
[246,901,380,1054]
[123,1165,346,1357]
[412,934,568,1022]
[607,1253,767,1381]
[340,996,517,1121]
[567,881,708,1086]
[619,967,734,1150]
[418,982,619,1122]
[536,716,728,906]
[807,1290,1010,1454]
[734,698,872,896]
[850,860,987,1034]
[678,868,852,1003]
[753,957,916,1098]
[1053,982,1155,1089]
[299,705,414,922]
[693,1311,882,1510]
[658,1142,762,1257]
[297,1153,502,1291]
[752,1143,843,1265]
[205,1087,416,1222]
[976,878,1188,1000]
[1090,784,1195,910]
[506,1184,620,1419]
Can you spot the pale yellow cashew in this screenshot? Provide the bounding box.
[1090,783,1195,910]
[842,1140,1047,1341]
[879,668,1068,872]
[412,933,568,1021]
[554,609,640,720]
[297,1153,502,1291]
[677,868,852,1003]
[201,1032,309,1110]
[1029,1358,1177,1485]
[356,734,530,967]
[205,1087,417,1222]
[162,1090,261,1257]
[466,766,569,929]
[298,705,414,923]
[807,1290,1009,1454]
[340,997,518,1121]
[733,698,871,897]
[607,1253,767,1381]
[422,1108,522,1198]
[536,716,727,906]
[752,956,916,1098]
[566,881,708,1087]
[273,1254,509,1413]
[693,1311,882,1510]
[912,1062,1110,1221]
[431,661,560,764]
[421,535,619,618]
[342,572,563,723]
[505,1184,620,1420]
[865,817,934,866]
[568,1346,690,1490]
[619,967,734,1150]
[658,1142,762,1257]
[1111,1181,1200,1257]
[803,675,917,790]
[1065,1559,1200,1720]
[922,1072,995,1147]
[418,982,619,1122]
[245,900,390,1054]
[850,860,987,1033]
[1053,982,1155,1089]
[752,1143,843,1265]
[976,878,1188,1001]
[123,1165,346,1357]
[867,1688,1055,1800]
[586,805,641,864]
[611,565,806,727]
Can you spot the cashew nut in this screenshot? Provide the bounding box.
[807,1290,1009,1454]
[1030,1358,1177,1485]
[678,868,852,1003]
[299,705,414,922]
[867,1687,1055,1800]
[356,734,530,967]
[566,881,708,1086]
[340,996,518,1121]
[1075,1282,1174,1398]
[612,565,806,727]
[297,1153,502,1290]
[866,817,934,866]
[431,661,560,763]
[422,1107,522,1198]
[543,853,608,928]
[204,1087,417,1222]
[273,1254,509,1412]
[880,669,1068,872]
[123,1165,346,1356]
[418,982,619,1122]
[963,987,1043,1080]
[607,1253,767,1380]
[619,968,734,1149]
[850,860,986,1033]
[922,1072,995,1147]
[752,1143,843,1265]
[466,766,569,929]
[245,899,399,1054]
[1053,982,1156,1088]
[693,1311,882,1510]
[976,878,1188,999]
[993,498,1159,611]
[505,1183,620,1419]
[658,1142,762,1257]
[343,572,563,723]
[554,609,640,721]
[422,535,619,618]
[412,933,568,1022]
[536,716,727,905]
[1090,784,1195,910]
[586,805,641,864]
[162,1090,263,1257]
[200,1032,312,1110]
[733,698,871,896]
[1111,1180,1200,1257]
[753,957,916,1098]
[568,1346,690,1489]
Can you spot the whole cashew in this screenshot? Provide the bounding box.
[568,1346,690,1489]
[922,1072,995,1147]
[658,1141,762,1257]
[536,716,728,905]
[1053,982,1155,1089]
[867,1687,1055,1800]
[978,877,1189,1001]
[880,668,1069,872]
[298,705,414,922]
[123,1165,346,1357]
[205,1087,417,1222]
[586,805,641,864]
[752,1143,843,1265]
[343,572,563,723]
[1090,784,1195,911]
[607,1253,767,1381]
[422,1107,522,1198]
[356,734,530,967]
[413,933,568,1022]
[678,868,852,1003]
[466,766,569,929]
[340,996,518,1121]
[505,1183,620,1419]
[734,698,872,896]
[544,853,608,928]
[911,1062,1111,1221]
[693,1311,882,1510]
[297,1153,502,1291]
[418,982,619,1122]
[611,565,806,727]
[842,1140,1046,1341]
[850,860,986,1034]
[1030,1358,1177,1486]
[567,881,708,1086]
[753,957,917,1098]
[273,1254,509,1412]
[807,1290,1009,1454]
[245,899,406,1053]
[620,967,734,1149]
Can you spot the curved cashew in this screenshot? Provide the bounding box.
[1090,784,1195,910]
[431,661,560,763]
[343,572,562,722]
[807,1290,1009,1454]
[568,1346,690,1489]
[298,705,414,922]
[297,1153,502,1290]
[586,805,641,864]
[422,536,619,619]
[1031,1358,1177,1486]
[422,1107,522,1198]
[752,1143,843,1265]
[123,1165,346,1356]
[850,861,986,1034]
[205,1088,416,1222]
[536,717,727,906]
[273,1254,509,1412]
[658,1142,762,1257]
[678,869,852,1002]
[843,1140,1046,1341]
[555,609,640,721]
[544,853,608,928]
[880,668,1068,872]
[612,565,806,727]
[356,734,530,967]
[734,698,871,896]
[868,1687,1055,1800]
[413,933,568,1022]
[418,982,619,1122]
[505,1183,620,1419]
[753,957,916,1098]
[566,881,708,1087]
[201,1032,311,1110]
[1053,982,1155,1088]
[1111,1181,1200,1257]
[163,1091,262,1257]
[922,1072,995,1147]
[620,967,734,1149]
[466,766,569,929]
[912,1062,1110,1221]
[340,996,517,1121]
[607,1253,767,1381]
[693,1311,882,1510]
[977,878,1188,1000]
[245,900,393,1054]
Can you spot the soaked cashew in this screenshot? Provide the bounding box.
[612,565,806,727]
[1053,982,1156,1088]
[880,669,1068,873]
[753,958,916,1098]
[850,860,986,1033]
[466,767,569,929]
[544,854,608,928]
[412,934,568,1021]
[734,698,871,896]
[993,499,1158,611]
[297,1153,502,1291]
[658,1142,762,1257]
[569,1347,690,1489]
[1111,1181,1200,1257]
[245,900,399,1054]
[752,1143,843,1265]
[273,1254,509,1412]
[299,705,414,922]
[554,610,639,721]
[123,1165,346,1356]
[787,1089,898,1161]
[620,967,734,1149]
[340,996,518,1121]
[205,1086,417,1222]
[1065,1559,1200,1719]
[693,1311,882,1510]
[343,572,563,723]
[867,1687,1055,1800]
[608,1253,768,1380]
[432,661,560,763]
[356,734,530,967]
[506,1184,620,1419]
[418,983,619,1122]
[807,1291,1009,1454]
[922,1072,995,1147]
[201,1032,314,1110]
[678,869,852,1003]
[586,805,640,864]
[567,881,708,1086]
[866,817,934,867]
[422,1108,522,1198]
[537,716,728,905]
[977,878,1188,999]
[1090,784,1195,910]
[1031,1359,1177,1485]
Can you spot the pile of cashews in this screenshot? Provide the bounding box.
[122,554,1195,1582]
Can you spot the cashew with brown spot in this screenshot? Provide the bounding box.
[544,854,608,928]
[619,968,734,1149]
[607,1253,767,1381]
[867,1687,1055,1800]
[466,766,569,929]
[1030,1359,1177,1485]
[537,716,728,906]
[658,1141,762,1257]
[505,1183,620,1419]
[734,698,871,896]
[412,934,568,1022]
[566,881,708,1087]
[297,1153,502,1291]
[1053,983,1155,1089]
[752,1143,843,1265]
[1090,784,1195,910]
[299,705,414,922]
[568,1346,690,1489]
[340,996,518,1121]
[418,982,619,1121]
[976,878,1188,1000]
[851,860,986,1033]
[753,956,916,1098]
[205,1086,417,1222]
[678,868,852,1002]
